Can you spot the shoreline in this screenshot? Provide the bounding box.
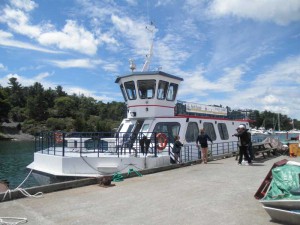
[0,132,34,141]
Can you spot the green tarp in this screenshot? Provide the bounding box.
[265,164,300,200]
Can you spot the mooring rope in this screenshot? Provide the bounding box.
[1,169,43,202]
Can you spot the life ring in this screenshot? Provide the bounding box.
[156,133,168,151]
[54,132,63,143]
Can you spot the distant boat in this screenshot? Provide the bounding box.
[250,127,272,135]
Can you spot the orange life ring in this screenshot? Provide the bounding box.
[156,133,168,151]
[54,132,63,144]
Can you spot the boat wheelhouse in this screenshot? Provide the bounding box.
[27,70,250,184]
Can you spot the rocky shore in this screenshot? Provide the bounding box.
[0,122,34,141]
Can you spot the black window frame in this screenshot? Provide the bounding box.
[203,122,216,141]
[218,123,229,140]
[124,81,137,100]
[185,122,199,143]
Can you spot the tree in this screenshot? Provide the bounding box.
[0,87,11,121]
[26,82,49,121]
[54,96,76,118]
[7,77,26,107]
[55,85,67,97]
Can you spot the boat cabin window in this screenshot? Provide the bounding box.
[185,122,199,142]
[157,80,169,100]
[124,81,137,100]
[152,122,180,143]
[122,124,135,141]
[120,84,127,102]
[166,83,178,101]
[137,80,156,99]
[203,122,216,141]
[141,124,149,132]
[117,123,124,133]
[218,123,229,140]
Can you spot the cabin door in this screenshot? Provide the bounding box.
[132,120,144,137]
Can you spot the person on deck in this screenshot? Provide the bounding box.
[233,125,252,165]
[171,135,183,164]
[196,129,213,164]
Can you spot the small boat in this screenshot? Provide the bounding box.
[257,160,300,224]
[263,206,300,225]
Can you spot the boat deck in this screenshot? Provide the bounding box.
[2,155,299,225]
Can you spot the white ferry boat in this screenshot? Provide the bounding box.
[27,69,251,184]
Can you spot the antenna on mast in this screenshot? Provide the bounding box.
[129,59,136,72]
[142,22,155,72]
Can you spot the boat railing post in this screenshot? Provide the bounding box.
[62,132,65,157]
[154,132,157,157]
[198,145,201,160]
[53,132,56,155]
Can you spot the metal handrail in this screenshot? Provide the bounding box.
[35,132,239,163]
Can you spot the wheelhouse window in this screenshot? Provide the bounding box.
[152,122,180,143]
[124,81,136,100]
[120,84,127,102]
[185,122,199,142]
[166,83,178,101]
[203,122,216,141]
[137,80,156,99]
[157,80,169,100]
[218,123,229,140]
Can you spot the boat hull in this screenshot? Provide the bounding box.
[27,150,171,185]
[263,206,300,225]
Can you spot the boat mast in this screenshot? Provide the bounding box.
[278,113,281,131]
[142,23,155,72]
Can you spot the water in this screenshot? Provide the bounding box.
[0,140,38,189]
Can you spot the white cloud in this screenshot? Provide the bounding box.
[35,72,51,81]
[209,0,300,25]
[224,55,300,119]
[111,14,151,56]
[38,20,99,55]
[10,0,38,12]
[125,0,137,6]
[0,63,7,70]
[1,6,42,38]
[48,58,103,69]
[1,3,99,55]
[262,95,281,104]
[180,66,244,96]
[102,62,121,73]
[0,30,61,53]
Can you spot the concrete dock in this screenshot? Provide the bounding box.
[1,155,299,225]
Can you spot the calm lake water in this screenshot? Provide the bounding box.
[0,140,39,189]
[0,132,298,189]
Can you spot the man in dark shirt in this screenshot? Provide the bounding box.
[196,129,213,164]
[233,125,252,165]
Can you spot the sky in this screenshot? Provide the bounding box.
[0,0,300,120]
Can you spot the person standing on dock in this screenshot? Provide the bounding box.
[233,125,252,165]
[196,129,213,164]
